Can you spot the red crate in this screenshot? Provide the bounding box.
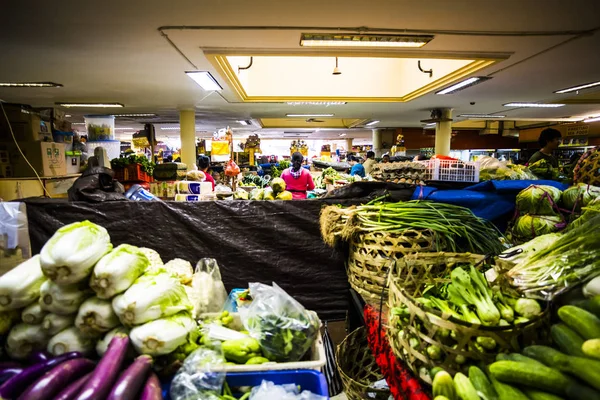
[113,163,152,183]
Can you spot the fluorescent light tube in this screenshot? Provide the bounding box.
[436,77,491,95]
[238,120,250,126]
[160,127,180,130]
[503,103,565,108]
[114,113,157,117]
[56,103,124,108]
[286,113,334,117]
[365,120,380,126]
[555,81,600,94]
[339,133,347,137]
[0,82,62,87]
[300,33,433,48]
[114,127,136,130]
[584,116,600,123]
[186,71,223,91]
[286,101,346,106]
[424,123,436,128]
[458,114,506,118]
[72,123,86,125]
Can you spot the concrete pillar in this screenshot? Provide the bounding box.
[179,110,196,170]
[434,109,452,156]
[345,138,353,153]
[372,129,383,157]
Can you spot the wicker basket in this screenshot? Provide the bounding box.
[347,229,436,307]
[387,253,550,378]
[336,327,391,400]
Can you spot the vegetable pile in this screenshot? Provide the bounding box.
[247,177,293,200]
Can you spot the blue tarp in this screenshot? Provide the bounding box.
[411,180,569,227]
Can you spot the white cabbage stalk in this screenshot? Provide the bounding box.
[21,302,48,325]
[41,313,75,336]
[0,310,20,335]
[90,244,150,299]
[184,286,201,319]
[47,326,95,356]
[164,259,193,285]
[139,248,163,273]
[75,296,120,337]
[96,326,131,357]
[40,221,112,285]
[129,312,196,356]
[0,255,46,311]
[39,280,92,315]
[112,272,193,327]
[6,323,49,360]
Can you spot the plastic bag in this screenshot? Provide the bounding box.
[225,160,240,177]
[186,169,206,182]
[0,202,32,275]
[250,380,327,400]
[170,346,227,400]
[191,258,228,315]
[68,166,126,202]
[239,282,320,362]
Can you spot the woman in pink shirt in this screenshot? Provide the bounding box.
[280,152,315,200]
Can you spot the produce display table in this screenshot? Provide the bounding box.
[23,198,350,320]
[364,304,430,400]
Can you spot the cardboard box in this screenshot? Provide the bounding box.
[0,113,52,142]
[0,150,9,165]
[65,155,81,174]
[0,165,12,178]
[6,141,66,177]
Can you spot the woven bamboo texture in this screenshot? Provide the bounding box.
[347,229,436,307]
[387,253,550,377]
[336,327,391,400]
[574,147,600,186]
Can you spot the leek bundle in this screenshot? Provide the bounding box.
[0,255,46,311]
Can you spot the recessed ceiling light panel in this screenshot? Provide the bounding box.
[458,114,506,118]
[555,81,600,94]
[286,101,346,106]
[436,76,492,95]
[186,71,223,91]
[300,33,433,48]
[503,103,565,108]
[56,103,124,108]
[0,82,63,87]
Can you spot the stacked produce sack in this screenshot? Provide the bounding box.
[0,220,202,363]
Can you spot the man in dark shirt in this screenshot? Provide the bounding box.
[528,128,562,168]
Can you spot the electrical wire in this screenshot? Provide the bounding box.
[0,101,53,198]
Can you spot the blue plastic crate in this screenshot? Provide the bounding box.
[162,369,329,399]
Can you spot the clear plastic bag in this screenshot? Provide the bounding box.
[191,258,228,314]
[250,380,327,400]
[239,282,320,362]
[170,346,227,400]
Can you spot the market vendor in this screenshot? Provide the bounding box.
[197,155,215,190]
[280,152,315,200]
[382,153,391,163]
[363,150,376,174]
[349,155,366,178]
[528,128,562,168]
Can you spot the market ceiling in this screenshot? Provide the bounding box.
[1,0,600,139]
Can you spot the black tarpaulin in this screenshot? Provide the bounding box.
[23,199,349,320]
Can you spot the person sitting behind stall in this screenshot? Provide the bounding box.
[280,152,315,200]
[528,128,562,168]
[382,154,390,163]
[349,156,366,178]
[363,151,376,175]
[197,155,215,190]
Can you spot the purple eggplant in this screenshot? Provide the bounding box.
[27,350,50,365]
[140,372,163,400]
[54,372,93,400]
[18,358,95,400]
[107,355,152,400]
[0,363,22,371]
[0,368,22,385]
[0,351,80,399]
[75,334,129,400]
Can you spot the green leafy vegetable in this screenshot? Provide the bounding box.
[516,185,562,215]
[513,214,563,241]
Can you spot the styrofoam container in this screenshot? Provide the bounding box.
[199,312,326,372]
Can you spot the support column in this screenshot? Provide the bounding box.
[345,138,353,153]
[434,109,452,156]
[372,129,383,157]
[179,110,196,170]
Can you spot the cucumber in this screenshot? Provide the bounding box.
[523,389,565,400]
[571,296,600,317]
[434,397,450,400]
[565,381,600,400]
[433,371,456,400]
[489,360,570,395]
[558,305,600,340]
[495,353,510,361]
[468,366,498,400]
[506,353,546,367]
[488,373,529,400]
[454,372,479,400]
[582,339,600,360]
[430,367,445,379]
[523,345,600,391]
[551,323,586,357]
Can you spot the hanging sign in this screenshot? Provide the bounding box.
[565,125,589,137]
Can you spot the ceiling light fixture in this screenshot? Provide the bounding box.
[365,120,380,126]
[584,116,600,123]
[115,127,136,130]
[436,76,492,95]
[65,114,72,118]
[286,113,334,117]
[339,133,347,137]
[300,33,433,48]
[160,127,180,130]
[56,103,124,108]
[186,71,223,91]
[424,123,436,128]
[114,113,157,117]
[503,103,565,108]
[237,120,251,126]
[555,80,600,94]
[333,57,342,75]
[287,101,346,106]
[0,82,63,87]
[458,114,507,118]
